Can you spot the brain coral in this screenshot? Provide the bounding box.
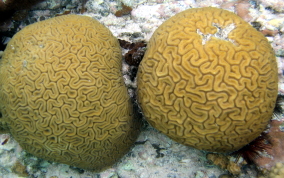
[137,7,278,152]
[0,14,141,171]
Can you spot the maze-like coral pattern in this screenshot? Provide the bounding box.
[137,7,278,152]
[0,15,141,170]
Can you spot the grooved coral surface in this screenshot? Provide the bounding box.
[137,7,278,152]
[0,14,141,171]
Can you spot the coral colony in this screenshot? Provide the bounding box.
[0,14,141,171]
[137,7,277,152]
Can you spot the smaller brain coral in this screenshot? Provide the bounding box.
[0,14,141,171]
[137,7,278,152]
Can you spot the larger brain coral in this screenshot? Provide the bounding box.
[0,14,141,171]
[137,7,278,152]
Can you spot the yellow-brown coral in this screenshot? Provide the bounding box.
[206,153,245,175]
[269,162,284,178]
[12,161,29,177]
[0,14,141,171]
[259,162,284,178]
[137,7,278,152]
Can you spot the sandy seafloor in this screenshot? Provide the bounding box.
[0,0,284,177]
